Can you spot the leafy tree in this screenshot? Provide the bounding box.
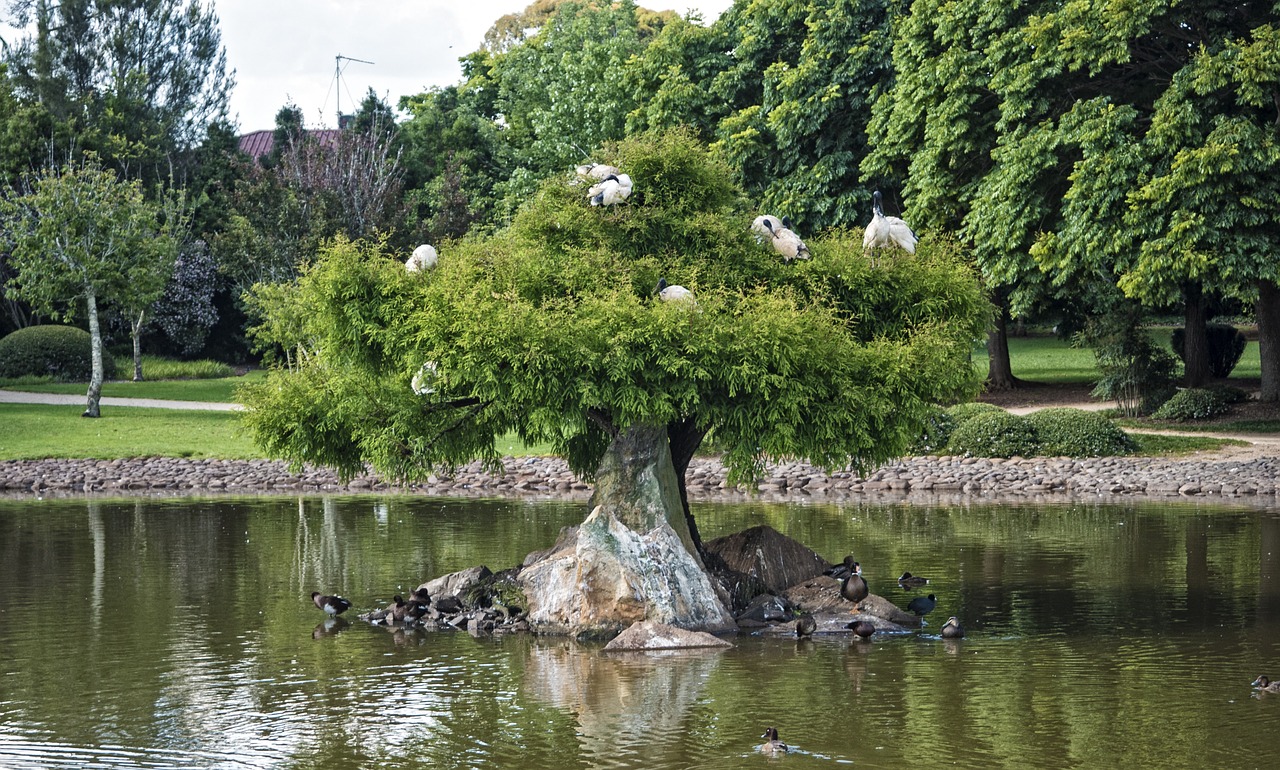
[4,0,234,186]
[239,129,987,561]
[0,157,180,414]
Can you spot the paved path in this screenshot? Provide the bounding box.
[0,389,241,411]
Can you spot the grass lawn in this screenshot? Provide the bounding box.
[1128,432,1251,455]
[972,335,1262,384]
[0,403,265,460]
[0,369,267,403]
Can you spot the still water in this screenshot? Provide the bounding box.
[2,495,1280,769]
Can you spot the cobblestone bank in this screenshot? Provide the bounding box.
[2,454,1278,505]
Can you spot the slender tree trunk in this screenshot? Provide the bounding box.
[131,310,145,382]
[1182,282,1210,388]
[1259,279,1280,402]
[84,289,103,418]
[985,290,1023,391]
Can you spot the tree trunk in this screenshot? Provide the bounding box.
[1182,282,1210,388]
[84,290,103,418]
[131,310,145,382]
[985,291,1023,391]
[667,417,707,554]
[1259,279,1280,402]
[518,422,735,637]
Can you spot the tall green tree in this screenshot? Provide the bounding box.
[4,0,234,186]
[239,129,987,580]
[1,158,180,415]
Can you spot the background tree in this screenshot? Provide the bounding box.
[1,157,179,415]
[4,0,234,186]
[239,130,987,627]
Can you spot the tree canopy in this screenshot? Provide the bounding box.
[240,130,988,490]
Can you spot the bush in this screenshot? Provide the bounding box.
[1086,308,1179,417]
[909,405,957,454]
[0,325,118,382]
[945,401,1006,425]
[1151,388,1232,421]
[1024,408,1136,457]
[1171,323,1247,378]
[945,411,1040,458]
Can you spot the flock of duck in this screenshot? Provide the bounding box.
[810,554,965,641]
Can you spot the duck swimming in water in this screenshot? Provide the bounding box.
[898,571,929,589]
[758,727,788,755]
[848,618,876,639]
[940,616,965,639]
[1253,675,1280,693]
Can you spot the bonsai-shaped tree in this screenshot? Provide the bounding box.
[240,129,988,634]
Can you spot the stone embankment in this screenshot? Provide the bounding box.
[2,453,1278,504]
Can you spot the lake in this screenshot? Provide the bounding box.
[2,494,1279,768]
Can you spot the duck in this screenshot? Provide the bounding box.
[848,618,876,639]
[863,190,917,261]
[795,615,816,637]
[907,593,937,624]
[589,173,633,206]
[940,616,965,639]
[410,586,432,605]
[655,278,696,304]
[839,557,869,605]
[1253,675,1280,693]
[311,591,352,616]
[898,571,929,589]
[760,216,810,261]
[758,727,788,755]
[405,244,437,272]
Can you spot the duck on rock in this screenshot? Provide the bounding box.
[839,556,869,605]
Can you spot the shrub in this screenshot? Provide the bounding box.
[1024,408,1136,457]
[1171,323,1247,378]
[945,401,1006,425]
[1151,388,1232,421]
[1085,308,1179,417]
[0,325,118,382]
[945,411,1040,458]
[909,405,957,454]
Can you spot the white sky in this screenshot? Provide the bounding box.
[218,1,735,132]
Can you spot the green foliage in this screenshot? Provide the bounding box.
[1150,388,1233,422]
[1024,408,1136,457]
[1171,323,1247,379]
[909,405,957,455]
[0,325,118,381]
[1084,307,1179,417]
[945,401,1006,425]
[945,411,1040,458]
[240,129,988,483]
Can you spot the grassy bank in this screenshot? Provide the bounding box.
[972,336,1262,384]
[0,403,263,460]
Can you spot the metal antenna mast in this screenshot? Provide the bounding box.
[334,54,374,126]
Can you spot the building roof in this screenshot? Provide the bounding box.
[237,129,346,163]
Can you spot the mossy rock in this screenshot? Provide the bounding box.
[945,411,1039,458]
[0,325,117,382]
[1024,408,1136,457]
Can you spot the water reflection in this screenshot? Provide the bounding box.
[1,496,1280,769]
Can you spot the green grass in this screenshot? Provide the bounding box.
[972,335,1263,384]
[1118,418,1280,434]
[0,403,265,460]
[1129,432,1251,455]
[0,368,266,402]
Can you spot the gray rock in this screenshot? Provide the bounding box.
[704,525,830,595]
[603,620,733,651]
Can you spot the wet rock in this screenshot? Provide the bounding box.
[602,620,733,651]
[704,525,830,595]
[421,566,493,604]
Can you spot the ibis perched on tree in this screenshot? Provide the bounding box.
[406,244,438,272]
[863,190,917,257]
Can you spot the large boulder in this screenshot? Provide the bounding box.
[519,504,737,638]
[603,620,733,651]
[419,565,493,603]
[704,525,830,595]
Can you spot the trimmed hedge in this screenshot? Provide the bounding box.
[0,325,118,382]
[1024,408,1136,457]
[945,401,1006,424]
[910,406,957,454]
[1171,323,1247,378]
[1151,388,1232,421]
[945,411,1040,458]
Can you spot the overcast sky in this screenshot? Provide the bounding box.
[216,1,734,132]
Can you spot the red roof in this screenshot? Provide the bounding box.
[237,129,345,163]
